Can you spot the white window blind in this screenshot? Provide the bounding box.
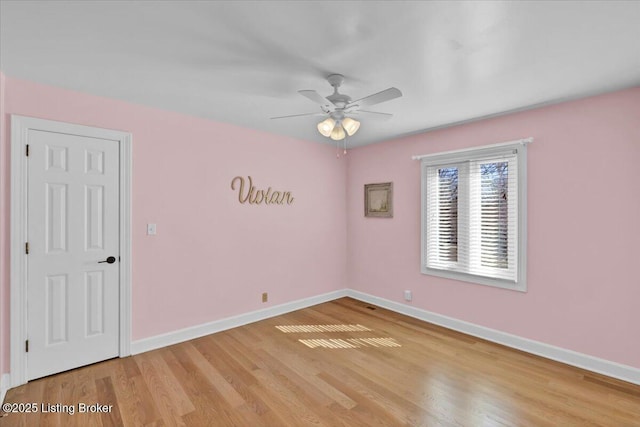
[420,139,529,291]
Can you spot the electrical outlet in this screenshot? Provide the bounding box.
[262,292,268,303]
[404,290,412,301]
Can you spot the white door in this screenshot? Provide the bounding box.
[27,128,119,380]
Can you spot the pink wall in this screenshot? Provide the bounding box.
[0,76,347,373]
[346,87,640,368]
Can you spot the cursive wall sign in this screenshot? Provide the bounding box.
[231,176,295,205]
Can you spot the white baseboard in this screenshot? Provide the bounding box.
[346,290,640,386]
[131,289,348,355]
[1,373,10,404]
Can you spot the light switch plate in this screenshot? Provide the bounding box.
[147,223,157,235]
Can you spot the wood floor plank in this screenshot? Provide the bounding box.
[161,345,240,426]
[191,338,292,426]
[142,350,195,417]
[251,331,358,409]
[109,359,153,427]
[247,347,352,426]
[134,352,191,427]
[69,365,103,427]
[317,371,411,427]
[95,376,124,427]
[2,297,639,426]
[129,375,165,427]
[175,343,246,410]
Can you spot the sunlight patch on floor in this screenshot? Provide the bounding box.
[275,324,372,333]
[299,337,401,349]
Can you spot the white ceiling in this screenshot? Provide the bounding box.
[1,1,639,147]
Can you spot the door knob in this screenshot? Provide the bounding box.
[98,256,117,264]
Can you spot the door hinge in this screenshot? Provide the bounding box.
[26,144,29,157]
[25,242,29,254]
[25,340,29,353]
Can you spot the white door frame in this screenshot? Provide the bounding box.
[10,115,132,387]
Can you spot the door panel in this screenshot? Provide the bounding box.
[27,129,119,380]
[45,274,68,345]
[46,183,68,253]
[85,270,105,336]
[85,185,104,250]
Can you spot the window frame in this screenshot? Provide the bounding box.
[419,139,530,292]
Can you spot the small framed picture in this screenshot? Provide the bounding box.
[364,182,393,218]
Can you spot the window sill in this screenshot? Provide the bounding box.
[421,267,527,292]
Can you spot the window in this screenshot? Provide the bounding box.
[420,139,529,291]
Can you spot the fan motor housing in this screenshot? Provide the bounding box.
[327,73,345,87]
[327,93,351,107]
[326,74,352,107]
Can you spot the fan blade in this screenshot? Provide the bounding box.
[270,112,326,120]
[347,87,402,108]
[298,90,334,109]
[351,110,393,121]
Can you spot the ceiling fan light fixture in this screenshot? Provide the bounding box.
[342,117,360,136]
[277,75,401,146]
[330,124,346,141]
[317,117,335,137]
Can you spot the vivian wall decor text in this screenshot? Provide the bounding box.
[364,182,393,217]
[231,176,295,205]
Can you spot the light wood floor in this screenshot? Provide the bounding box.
[2,298,639,426]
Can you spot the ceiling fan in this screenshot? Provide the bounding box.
[271,74,402,141]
